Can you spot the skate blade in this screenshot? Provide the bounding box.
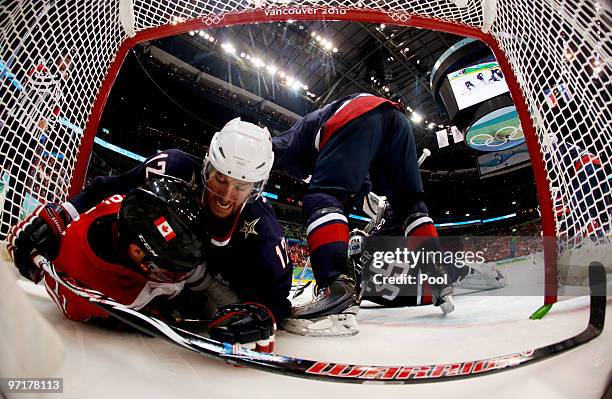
[283,313,359,337]
[439,295,455,314]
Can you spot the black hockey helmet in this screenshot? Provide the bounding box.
[118,176,204,281]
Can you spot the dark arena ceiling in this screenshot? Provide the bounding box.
[93,20,539,227]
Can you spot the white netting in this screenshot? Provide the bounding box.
[1,0,123,231]
[492,0,611,246]
[0,0,610,285]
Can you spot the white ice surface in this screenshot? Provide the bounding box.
[6,259,612,399]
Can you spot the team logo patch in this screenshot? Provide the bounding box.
[154,217,176,241]
[240,218,260,239]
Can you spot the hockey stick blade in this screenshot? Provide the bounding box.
[292,280,312,299]
[35,255,607,384]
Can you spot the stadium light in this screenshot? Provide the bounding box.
[221,43,236,54]
[206,39,315,95]
[411,112,423,123]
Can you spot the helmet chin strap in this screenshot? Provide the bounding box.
[112,220,140,271]
[205,197,248,247]
[247,179,266,202]
[114,221,161,276]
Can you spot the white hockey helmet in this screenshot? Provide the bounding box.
[203,118,274,200]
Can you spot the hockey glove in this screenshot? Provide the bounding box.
[208,303,276,353]
[6,203,74,283]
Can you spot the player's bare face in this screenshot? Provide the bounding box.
[205,170,253,219]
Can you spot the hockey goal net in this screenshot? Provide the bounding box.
[0,0,610,304]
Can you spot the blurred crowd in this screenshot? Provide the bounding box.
[280,221,306,242]
[283,219,544,268]
[289,244,309,269]
[28,152,68,203]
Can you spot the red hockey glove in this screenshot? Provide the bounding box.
[6,203,74,283]
[208,303,276,353]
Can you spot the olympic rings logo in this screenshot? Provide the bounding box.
[469,125,524,148]
[201,13,224,25]
[386,11,412,22]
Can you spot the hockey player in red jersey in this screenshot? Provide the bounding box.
[7,176,278,352]
[8,176,206,322]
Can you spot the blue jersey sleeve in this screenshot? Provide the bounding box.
[68,149,202,213]
[272,116,318,181]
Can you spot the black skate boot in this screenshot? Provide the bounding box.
[283,274,359,337]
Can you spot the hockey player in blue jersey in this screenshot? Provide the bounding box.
[8,118,292,352]
[273,93,454,336]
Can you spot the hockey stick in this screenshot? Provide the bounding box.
[34,255,607,384]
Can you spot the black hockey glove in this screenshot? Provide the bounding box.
[6,203,73,283]
[208,303,276,353]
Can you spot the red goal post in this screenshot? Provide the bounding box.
[1,0,609,307]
